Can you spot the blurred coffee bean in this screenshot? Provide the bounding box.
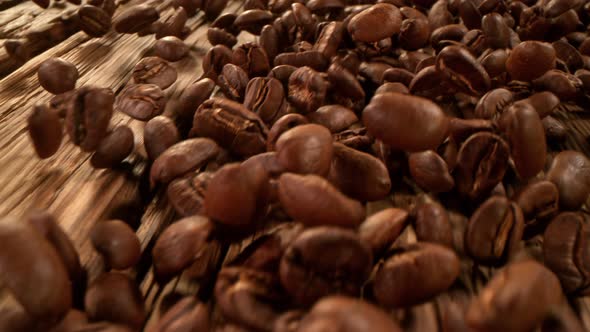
[547,151,590,210]
[90,126,134,169]
[90,220,141,270]
[38,57,78,94]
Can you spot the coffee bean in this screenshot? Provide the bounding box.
[363,92,449,151]
[347,4,402,43]
[313,21,345,59]
[243,77,288,125]
[204,0,229,20]
[232,42,271,78]
[90,126,134,169]
[275,124,333,176]
[474,88,513,120]
[154,36,188,62]
[514,180,559,231]
[543,115,568,142]
[90,220,140,270]
[547,151,590,210]
[155,7,187,39]
[372,242,460,307]
[278,173,365,227]
[149,297,210,332]
[482,12,511,49]
[132,57,177,90]
[408,150,454,193]
[398,7,430,51]
[217,63,249,101]
[176,78,215,119]
[326,62,365,101]
[28,103,63,159]
[234,9,274,35]
[38,57,78,94]
[414,200,453,247]
[167,171,213,217]
[144,116,179,160]
[115,84,167,121]
[267,114,309,151]
[113,4,159,33]
[506,41,556,81]
[307,105,358,134]
[479,48,509,78]
[287,66,328,113]
[359,208,409,256]
[78,5,111,37]
[436,45,491,95]
[532,69,582,101]
[202,45,234,81]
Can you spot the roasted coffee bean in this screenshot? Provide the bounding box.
[176,78,215,119]
[327,142,391,201]
[532,69,582,101]
[466,260,565,332]
[202,44,234,81]
[347,3,402,43]
[326,62,365,101]
[498,102,546,179]
[113,4,159,33]
[149,298,210,332]
[398,7,430,51]
[280,227,372,306]
[65,86,114,152]
[408,150,454,193]
[288,66,328,114]
[84,272,145,329]
[0,217,72,322]
[267,113,309,151]
[232,42,271,78]
[234,9,274,35]
[155,7,187,39]
[479,48,509,78]
[465,196,524,264]
[307,105,358,134]
[375,82,410,94]
[275,124,333,176]
[115,84,167,121]
[190,98,268,157]
[38,57,78,94]
[363,92,449,151]
[506,41,556,81]
[373,242,460,308]
[414,199,453,247]
[243,77,288,125]
[382,67,415,86]
[217,64,249,101]
[436,45,491,95]
[481,12,510,49]
[78,5,111,37]
[430,24,468,50]
[259,24,279,61]
[517,91,560,119]
[547,151,590,210]
[274,51,329,72]
[143,116,179,161]
[298,296,402,332]
[267,65,297,87]
[359,208,408,256]
[207,27,238,48]
[152,216,212,282]
[132,57,177,90]
[278,172,365,227]
[543,115,568,142]
[553,39,584,72]
[474,88,513,119]
[150,138,219,186]
[167,171,213,217]
[515,180,559,230]
[210,12,239,33]
[90,126,134,169]
[204,0,229,20]
[154,36,189,62]
[313,21,345,60]
[448,118,494,143]
[204,162,269,227]
[454,132,510,200]
[90,220,140,270]
[215,267,283,331]
[28,103,63,159]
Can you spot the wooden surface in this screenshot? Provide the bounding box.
[2,0,590,330]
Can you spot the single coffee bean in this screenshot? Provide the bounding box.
[382,67,415,86]
[132,57,177,90]
[232,42,271,78]
[514,180,559,230]
[267,113,309,151]
[326,63,366,101]
[190,98,268,157]
[363,92,449,151]
[474,88,513,119]
[204,0,229,20]
[313,21,345,60]
[479,48,509,78]
[149,297,211,332]
[532,69,582,101]
[414,199,453,247]
[274,51,329,71]
[430,24,468,50]
[90,220,141,270]
[287,66,328,114]
[234,9,274,34]
[84,272,145,329]
[114,84,167,121]
[155,7,188,39]
[280,227,372,306]
[217,63,249,101]
[408,150,454,193]
[28,103,63,159]
[543,115,568,142]
[506,41,556,81]
[298,296,402,332]
[436,45,491,95]
[547,151,590,210]
[375,82,409,95]
[204,162,269,227]
[307,105,358,134]
[275,124,333,176]
[113,4,159,33]
[38,57,78,94]
[398,7,430,51]
[154,36,189,62]
[144,116,179,160]
[0,217,72,322]
[553,39,584,71]
[454,132,510,200]
[243,77,288,125]
[448,118,494,143]
[202,45,234,81]
[78,5,111,37]
[359,208,409,256]
[516,91,560,118]
[176,78,215,119]
[466,260,565,332]
[467,194,525,261]
[207,27,238,48]
[152,216,213,282]
[278,173,365,227]
[372,242,460,307]
[65,86,114,152]
[167,171,213,217]
[347,4,402,43]
[90,126,134,169]
[481,12,510,49]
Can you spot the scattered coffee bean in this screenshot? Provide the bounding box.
[144,115,179,160]
[115,84,167,121]
[78,5,111,37]
[28,103,63,159]
[113,4,159,34]
[547,151,590,210]
[38,57,78,94]
[132,57,177,89]
[90,126,134,169]
[90,220,141,270]
[154,36,189,62]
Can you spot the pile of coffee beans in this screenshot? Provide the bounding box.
[13,0,590,331]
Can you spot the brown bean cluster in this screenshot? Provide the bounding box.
[15,0,590,331]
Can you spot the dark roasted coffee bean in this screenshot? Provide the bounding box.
[150,138,219,186]
[408,150,454,193]
[287,66,328,114]
[132,57,177,90]
[275,124,333,176]
[280,227,372,306]
[190,98,268,157]
[115,84,167,121]
[0,217,72,322]
[65,86,114,152]
[506,41,556,81]
[84,272,145,329]
[202,44,234,81]
[274,51,329,71]
[218,64,249,101]
[532,69,582,101]
[207,27,238,48]
[465,196,524,264]
[363,92,449,151]
[515,180,559,230]
[414,199,453,247]
[38,57,78,94]
[448,118,494,143]
[232,42,271,78]
[149,297,210,332]
[553,39,584,72]
[267,113,309,151]
[154,36,188,62]
[259,24,279,61]
[155,7,187,39]
[373,242,460,308]
[543,115,568,142]
[176,78,215,119]
[204,0,229,20]
[144,116,179,160]
[430,24,468,50]
[268,65,297,87]
[167,171,213,217]
[479,48,509,78]
[359,208,408,256]
[113,5,159,33]
[278,173,365,227]
[28,103,63,159]
[436,45,491,95]
[466,260,565,332]
[90,219,141,270]
[347,3,402,43]
[398,7,430,50]
[78,5,111,37]
[516,91,560,118]
[307,105,358,134]
[454,132,510,200]
[375,82,409,95]
[243,77,288,125]
[234,9,274,35]
[547,151,590,210]
[474,88,513,119]
[90,125,134,169]
[481,12,510,49]
[313,21,345,60]
[327,62,365,101]
[382,67,415,86]
[152,216,212,282]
